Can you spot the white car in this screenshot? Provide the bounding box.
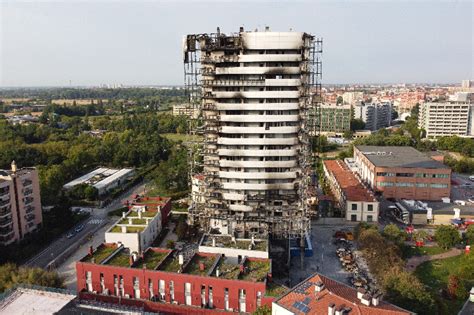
[469,175,474,181]
[468,196,474,203]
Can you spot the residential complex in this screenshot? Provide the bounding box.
[418,102,474,138]
[63,167,135,196]
[342,91,364,105]
[76,242,283,314]
[272,273,412,315]
[323,160,379,222]
[183,28,322,239]
[317,103,351,137]
[353,146,451,201]
[127,195,172,228]
[0,161,42,245]
[353,102,392,131]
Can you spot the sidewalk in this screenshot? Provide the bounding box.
[405,248,463,272]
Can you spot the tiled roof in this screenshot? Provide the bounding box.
[274,273,412,315]
[323,160,376,202]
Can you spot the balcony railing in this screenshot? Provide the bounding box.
[0,200,10,207]
[22,180,33,187]
[0,217,13,227]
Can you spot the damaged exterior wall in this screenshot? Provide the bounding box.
[184,28,322,239]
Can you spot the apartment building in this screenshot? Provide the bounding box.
[354,102,392,131]
[395,90,426,113]
[418,102,474,138]
[323,160,379,222]
[0,161,42,245]
[317,103,351,137]
[172,103,199,119]
[183,28,322,239]
[353,146,451,201]
[342,91,363,105]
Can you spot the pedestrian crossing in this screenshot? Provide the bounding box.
[88,219,104,225]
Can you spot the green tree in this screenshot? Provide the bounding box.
[176,219,188,241]
[383,224,406,243]
[336,96,343,104]
[350,118,365,131]
[0,264,64,292]
[84,186,98,200]
[435,225,461,249]
[253,305,271,315]
[466,225,474,244]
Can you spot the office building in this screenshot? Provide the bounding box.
[354,102,392,131]
[172,103,199,119]
[183,28,322,239]
[317,103,351,137]
[323,160,379,222]
[354,146,451,201]
[418,102,474,138]
[0,161,43,245]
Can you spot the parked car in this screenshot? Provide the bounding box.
[468,196,474,203]
[469,175,474,181]
[75,224,84,233]
[66,231,75,239]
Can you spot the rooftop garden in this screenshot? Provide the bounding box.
[240,260,270,282]
[159,255,182,273]
[202,235,267,251]
[265,282,288,297]
[184,255,217,276]
[83,245,116,264]
[109,225,146,233]
[217,260,241,280]
[118,218,147,225]
[134,250,168,269]
[105,250,131,267]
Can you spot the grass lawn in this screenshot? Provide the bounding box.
[160,256,181,273]
[241,260,270,282]
[85,245,116,264]
[265,282,288,297]
[134,250,168,269]
[414,254,474,314]
[403,245,449,259]
[161,133,203,143]
[105,251,131,267]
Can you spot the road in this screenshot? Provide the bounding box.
[23,181,147,269]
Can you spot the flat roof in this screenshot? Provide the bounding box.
[355,146,450,169]
[0,287,76,315]
[324,160,377,202]
[63,167,134,190]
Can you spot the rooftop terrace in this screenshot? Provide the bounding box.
[133,249,170,270]
[104,249,131,267]
[201,235,268,252]
[107,208,158,234]
[82,244,118,264]
[183,253,218,276]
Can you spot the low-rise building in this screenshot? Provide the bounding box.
[418,102,474,138]
[316,103,351,137]
[0,161,42,245]
[198,234,269,263]
[272,273,412,315]
[127,195,171,228]
[76,243,284,314]
[105,206,162,253]
[323,160,379,222]
[353,146,451,201]
[63,167,135,196]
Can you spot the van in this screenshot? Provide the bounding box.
[469,175,474,181]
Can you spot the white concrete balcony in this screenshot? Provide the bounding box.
[264,79,301,86]
[241,32,304,50]
[238,54,302,62]
[221,182,295,190]
[219,160,297,168]
[215,67,300,75]
[220,126,299,134]
[218,137,298,145]
[217,149,297,157]
[219,171,297,179]
[228,204,254,212]
[222,193,246,201]
[219,115,299,123]
[215,103,299,111]
[212,91,300,99]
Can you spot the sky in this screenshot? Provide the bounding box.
[0,0,472,87]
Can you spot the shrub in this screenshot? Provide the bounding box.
[435,225,461,249]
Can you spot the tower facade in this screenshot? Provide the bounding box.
[184,28,322,239]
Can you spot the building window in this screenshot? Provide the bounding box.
[396,173,414,177]
[367,215,373,222]
[415,183,428,188]
[430,183,448,189]
[377,182,394,187]
[376,172,395,177]
[351,214,357,221]
[367,204,373,212]
[351,204,357,211]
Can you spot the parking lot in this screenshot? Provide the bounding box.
[289,220,355,287]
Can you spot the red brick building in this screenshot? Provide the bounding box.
[76,244,283,314]
[354,146,451,201]
[127,196,171,227]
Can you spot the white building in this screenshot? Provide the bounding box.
[105,206,162,253]
[342,91,363,105]
[172,103,199,119]
[184,28,322,238]
[418,102,474,138]
[63,167,135,196]
[354,102,392,131]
